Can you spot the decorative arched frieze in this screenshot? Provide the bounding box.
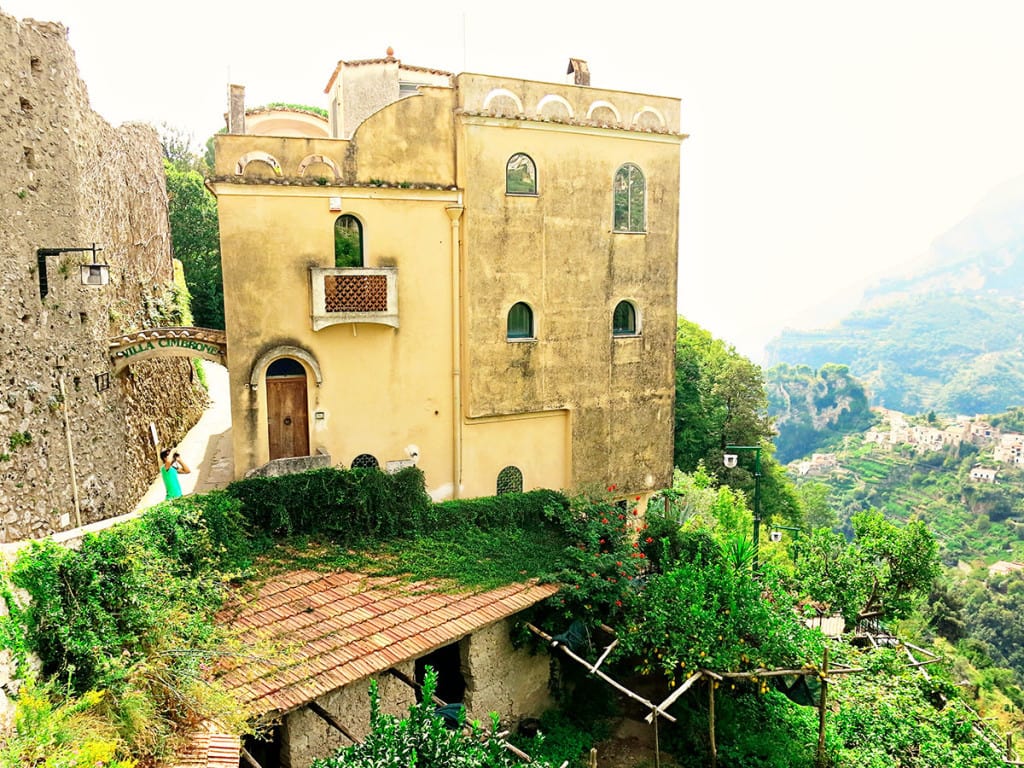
[482,88,524,115]
[298,154,341,181]
[536,94,574,120]
[632,106,667,130]
[235,151,283,177]
[586,100,621,125]
[249,345,323,390]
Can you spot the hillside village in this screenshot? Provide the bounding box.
[796,407,1024,481]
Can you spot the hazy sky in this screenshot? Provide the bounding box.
[6,0,1024,360]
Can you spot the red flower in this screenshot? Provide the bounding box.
[646,537,654,543]
[615,600,622,607]
[591,572,598,578]
[632,510,639,516]
[639,552,646,558]
[616,561,622,567]
[599,538,606,544]
[601,518,608,524]
[636,496,641,501]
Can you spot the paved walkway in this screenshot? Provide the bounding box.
[134,362,234,510]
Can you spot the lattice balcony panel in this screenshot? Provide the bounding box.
[324,274,388,312]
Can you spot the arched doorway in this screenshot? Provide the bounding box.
[266,358,310,460]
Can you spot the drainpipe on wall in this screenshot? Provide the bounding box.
[57,370,82,528]
[446,201,465,498]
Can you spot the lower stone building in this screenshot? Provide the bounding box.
[216,569,558,768]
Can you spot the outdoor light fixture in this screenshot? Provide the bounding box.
[724,444,763,570]
[78,244,109,286]
[36,243,108,293]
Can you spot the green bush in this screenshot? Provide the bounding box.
[312,668,557,768]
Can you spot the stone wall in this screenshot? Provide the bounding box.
[281,661,418,768]
[0,11,206,541]
[461,618,552,724]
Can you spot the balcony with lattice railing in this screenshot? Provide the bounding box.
[310,267,398,330]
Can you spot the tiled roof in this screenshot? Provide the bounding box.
[163,729,239,768]
[215,570,558,716]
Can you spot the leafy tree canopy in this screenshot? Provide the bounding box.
[160,126,224,329]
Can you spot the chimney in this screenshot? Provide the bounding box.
[228,84,246,134]
[566,58,590,86]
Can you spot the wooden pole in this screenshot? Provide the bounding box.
[240,748,264,768]
[709,677,717,768]
[526,623,676,723]
[386,667,445,706]
[309,701,359,744]
[654,709,661,768]
[816,648,829,768]
[646,672,704,723]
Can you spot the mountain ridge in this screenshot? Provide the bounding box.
[766,173,1024,416]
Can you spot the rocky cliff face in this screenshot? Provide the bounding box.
[0,11,206,540]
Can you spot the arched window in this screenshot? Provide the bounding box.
[506,153,537,195]
[613,301,638,336]
[351,453,379,469]
[334,214,363,267]
[267,357,306,376]
[613,163,646,233]
[507,302,534,340]
[497,466,523,495]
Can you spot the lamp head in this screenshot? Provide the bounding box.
[723,453,738,469]
[769,531,783,543]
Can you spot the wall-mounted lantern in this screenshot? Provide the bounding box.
[78,244,109,286]
[36,243,108,298]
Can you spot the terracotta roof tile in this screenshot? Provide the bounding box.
[163,728,240,768]
[216,570,557,716]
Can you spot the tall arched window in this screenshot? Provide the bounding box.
[613,163,646,233]
[507,302,534,340]
[506,153,537,195]
[334,214,363,267]
[613,300,638,336]
[497,466,523,495]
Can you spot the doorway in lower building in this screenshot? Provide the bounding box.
[415,642,467,705]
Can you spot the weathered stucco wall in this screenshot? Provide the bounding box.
[281,661,418,768]
[214,62,680,500]
[462,619,552,724]
[0,11,206,541]
[457,79,681,495]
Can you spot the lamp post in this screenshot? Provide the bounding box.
[770,524,802,564]
[724,444,762,570]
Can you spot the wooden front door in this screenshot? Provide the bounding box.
[267,375,309,460]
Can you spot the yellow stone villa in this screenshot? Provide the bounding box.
[208,52,684,503]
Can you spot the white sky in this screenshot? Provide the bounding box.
[6,0,1024,361]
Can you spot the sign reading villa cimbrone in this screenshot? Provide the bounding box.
[109,328,228,373]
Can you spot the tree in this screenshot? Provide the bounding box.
[798,481,838,532]
[159,123,223,330]
[675,317,804,529]
[794,510,939,624]
[674,317,774,473]
[164,162,223,329]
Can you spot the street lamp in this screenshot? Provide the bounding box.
[724,444,762,570]
[770,525,802,564]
